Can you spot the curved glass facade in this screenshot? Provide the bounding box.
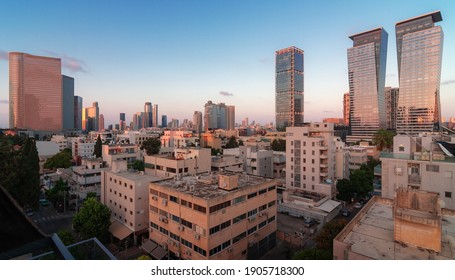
[275,47,304,130]
[396,12,443,134]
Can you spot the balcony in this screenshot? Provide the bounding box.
[408,174,421,185]
[320,154,328,159]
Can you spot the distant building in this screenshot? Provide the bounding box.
[148,172,278,259]
[72,158,105,198]
[62,75,74,130]
[323,118,344,124]
[385,87,399,130]
[72,138,95,158]
[275,46,304,130]
[152,104,159,128]
[204,101,234,131]
[396,11,443,134]
[101,143,142,167]
[82,102,99,132]
[347,28,388,143]
[193,111,203,134]
[227,105,235,131]
[161,115,167,128]
[74,96,83,131]
[144,102,152,128]
[9,52,63,131]
[99,114,105,132]
[343,92,350,126]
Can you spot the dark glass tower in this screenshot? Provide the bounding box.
[275,46,304,130]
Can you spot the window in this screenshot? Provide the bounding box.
[171,214,180,223]
[247,192,257,199]
[399,145,405,152]
[130,185,133,190]
[395,166,403,175]
[159,227,169,235]
[259,188,267,195]
[267,216,276,223]
[445,192,452,198]
[193,245,207,257]
[170,195,179,203]
[233,213,246,224]
[159,209,168,217]
[233,195,246,204]
[209,201,231,213]
[181,199,192,208]
[193,203,207,214]
[159,192,169,199]
[247,209,257,217]
[150,189,159,196]
[258,220,267,229]
[233,231,246,243]
[259,204,267,211]
[170,232,180,242]
[109,188,112,193]
[426,164,439,173]
[268,201,275,207]
[209,240,231,256]
[247,226,257,235]
[268,186,276,192]
[181,238,192,249]
[150,221,159,230]
[181,218,193,229]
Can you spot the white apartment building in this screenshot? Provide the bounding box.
[102,143,142,167]
[72,138,95,158]
[381,134,455,210]
[72,158,105,198]
[101,160,161,243]
[161,130,199,148]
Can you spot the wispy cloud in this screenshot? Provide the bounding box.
[0,99,8,104]
[0,50,8,61]
[219,91,234,97]
[44,50,88,73]
[442,79,455,86]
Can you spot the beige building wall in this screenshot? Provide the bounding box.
[102,143,142,167]
[148,173,278,259]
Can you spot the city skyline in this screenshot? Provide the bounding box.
[1,1,454,128]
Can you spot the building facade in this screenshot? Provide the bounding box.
[144,102,152,128]
[275,46,304,130]
[193,111,203,134]
[347,28,388,143]
[343,92,350,126]
[82,102,99,132]
[152,104,159,128]
[62,75,74,130]
[148,172,278,259]
[9,52,63,131]
[74,96,83,131]
[396,11,443,134]
[385,87,399,130]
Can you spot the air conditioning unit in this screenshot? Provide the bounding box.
[258,212,264,217]
[152,196,158,201]
[175,252,180,258]
[248,216,256,222]
[248,241,255,247]
[227,248,233,253]
[178,225,184,231]
[163,218,168,223]
[159,216,164,222]
[185,250,192,256]
[162,199,168,206]
[194,234,200,240]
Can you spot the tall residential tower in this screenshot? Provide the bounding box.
[395,11,443,134]
[347,28,388,143]
[275,47,304,130]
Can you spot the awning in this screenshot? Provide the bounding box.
[109,220,133,240]
[316,200,341,213]
[141,239,167,260]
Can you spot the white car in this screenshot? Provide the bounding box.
[354,202,363,209]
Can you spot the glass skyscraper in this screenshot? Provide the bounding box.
[395,11,443,134]
[275,46,304,130]
[9,52,62,131]
[347,28,388,142]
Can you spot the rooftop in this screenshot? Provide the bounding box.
[349,27,384,40]
[396,10,442,26]
[154,172,275,200]
[380,152,455,163]
[105,169,162,182]
[336,197,455,260]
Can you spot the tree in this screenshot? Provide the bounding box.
[140,138,161,156]
[271,139,286,151]
[238,139,244,146]
[292,248,332,260]
[336,179,354,202]
[350,168,373,196]
[58,229,75,246]
[373,129,395,151]
[46,178,70,210]
[225,136,239,149]
[314,219,348,251]
[44,148,72,170]
[73,197,111,241]
[129,160,145,171]
[93,135,102,158]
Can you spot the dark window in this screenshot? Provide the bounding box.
[193,203,207,214]
[247,192,257,199]
[209,201,231,213]
[233,232,247,243]
[170,195,179,203]
[258,188,267,195]
[445,192,452,198]
[193,245,207,257]
[233,213,246,224]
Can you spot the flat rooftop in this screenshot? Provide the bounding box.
[338,198,455,260]
[105,169,162,182]
[154,173,275,200]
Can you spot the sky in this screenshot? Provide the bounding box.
[0,0,454,128]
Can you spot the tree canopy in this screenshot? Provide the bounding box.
[271,139,286,151]
[73,197,111,241]
[93,135,102,158]
[44,148,72,170]
[140,138,161,156]
[314,219,348,251]
[129,160,145,171]
[225,136,239,149]
[373,129,395,151]
[336,179,354,202]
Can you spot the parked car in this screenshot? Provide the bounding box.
[39,198,49,206]
[341,209,351,217]
[354,202,363,209]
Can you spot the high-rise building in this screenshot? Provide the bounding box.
[62,75,74,130]
[161,115,167,128]
[74,96,83,131]
[347,28,388,143]
[119,113,126,131]
[144,102,152,128]
[385,87,399,130]
[82,102,99,132]
[99,114,105,131]
[152,104,159,128]
[396,11,443,134]
[9,52,62,131]
[119,113,125,122]
[193,111,203,134]
[343,92,350,126]
[227,105,235,131]
[275,46,304,130]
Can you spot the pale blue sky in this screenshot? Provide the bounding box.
[0,0,454,128]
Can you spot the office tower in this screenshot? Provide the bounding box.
[204,101,218,131]
[152,104,159,127]
[82,102,99,132]
[62,75,74,130]
[396,11,443,134]
[385,87,399,130]
[99,114,105,131]
[193,111,203,134]
[161,115,167,128]
[119,113,126,131]
[343,92,350,126]
[74,96,83,130]
[9,52,62,131]
[119,113,125,122]
[169,119,179,129]
[140,112,146,129]
[227,105,235,131]
[144,102,152,128]
[242,118,249,127]
[347,28,388,142]
[275,46,304,130]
